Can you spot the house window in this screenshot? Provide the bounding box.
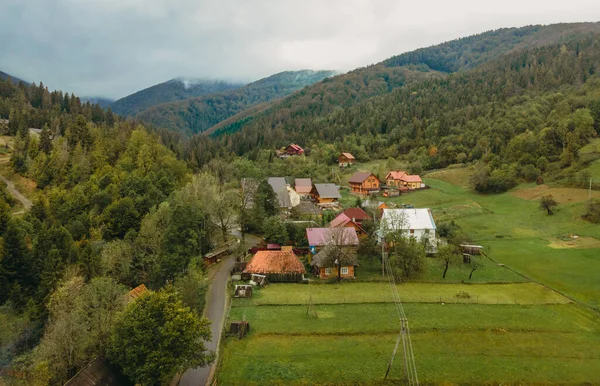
[341,267,349,275]
[325,268,332,275]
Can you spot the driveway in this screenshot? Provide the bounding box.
[0,174,32,209]
[179,232,260,386]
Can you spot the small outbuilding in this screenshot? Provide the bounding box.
[234,285,253,298]
[338,152,355,167]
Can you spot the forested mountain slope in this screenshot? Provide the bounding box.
[383,22,600,71]
[0,70,28,85]
[204,23,600,145]
[135,70,337,135]
[111,78,244,116]
[0,77,222,384]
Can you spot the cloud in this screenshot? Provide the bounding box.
[1,0,599,99]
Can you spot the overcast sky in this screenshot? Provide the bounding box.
[1,0,599,99]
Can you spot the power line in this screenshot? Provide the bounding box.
[382,246,419,385]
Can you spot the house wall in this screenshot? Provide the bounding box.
[316,197,336,204]
[319,265,355,279]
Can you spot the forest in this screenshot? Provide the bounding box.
[135,70,337,135]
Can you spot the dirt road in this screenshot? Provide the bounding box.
[0,174,32,209]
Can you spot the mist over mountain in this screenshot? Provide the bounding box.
[110,78,245,116]
[135,70,338,135]
[0,71,28,85]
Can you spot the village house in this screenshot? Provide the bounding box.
[311,183,341,205]
[311,243,358,280]
[243,246,306,283]
[379,208,437,248]
[348,171,380,195]
[386,171,407,187]
[306,227,359,256]
[329,212,368,238]
[285,143,304,156]
[338,152,355,167]
[267,177,296,211]
[343,207,371,223]
[401,174,424,189]
[294,178,313,198]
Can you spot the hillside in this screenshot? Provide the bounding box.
[136,70,337,135]
[205,23,600,142]
[0,70,28,85]
[111,78,244,116]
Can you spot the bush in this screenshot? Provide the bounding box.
[583,199,600,223]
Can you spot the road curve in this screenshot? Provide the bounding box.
[0,174,32,209]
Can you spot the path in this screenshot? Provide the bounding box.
[0,174,32,209]
[179,231,260,386]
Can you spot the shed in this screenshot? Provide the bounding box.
[234,285,253,298]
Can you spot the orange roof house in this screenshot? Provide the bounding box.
[243,247,305,282]
[128,284,148,300]
[401,174,423,189]
[338,153,355,167]
[348,172,380,195]
[386,171,407,187]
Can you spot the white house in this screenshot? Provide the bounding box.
[379,208,437,247]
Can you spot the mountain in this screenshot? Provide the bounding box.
[205,22,600,141]
[111,78,244,116]
[0,70,28,85]
[176,22,600,171]
[136,70,338,135]
[81,96,115,109]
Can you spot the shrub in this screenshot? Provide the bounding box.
[583,199,600,223]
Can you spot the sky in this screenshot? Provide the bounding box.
[1,0,600,99]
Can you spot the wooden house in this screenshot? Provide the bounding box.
[294,178,313,198]
[329,212,367,238]
[243,247,306,283]
[386,171,407,187]
[306,227,359,257]
[348,172,380,195]
[285,143,304,156]
[311,183,341,204]
[338,152,355,167]
[401,174,424,189]
[311,244,358,280]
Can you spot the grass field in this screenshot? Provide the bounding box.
[220,284,600,385]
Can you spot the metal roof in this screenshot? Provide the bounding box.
[314,183,341,199]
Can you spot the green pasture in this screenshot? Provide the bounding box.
[234,282,569,306]
[220,299,600,385]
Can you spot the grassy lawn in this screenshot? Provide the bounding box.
[234,282,569,306]
[221,297,600,384]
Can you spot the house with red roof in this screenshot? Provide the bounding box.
[285,143,304,156]
[343,207,372,224]
[329,212,367,238]
[243,246,305,282]
[338,152,355,167]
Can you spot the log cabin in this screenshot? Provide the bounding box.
[348,172,380,195]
